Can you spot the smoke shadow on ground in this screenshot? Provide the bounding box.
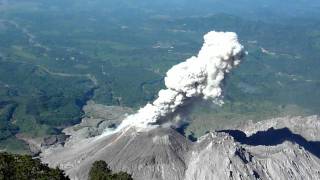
[174,122,198,142]
[171,98,220,142]
[219,128,320,158]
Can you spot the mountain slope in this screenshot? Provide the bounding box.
[41,116,320,180]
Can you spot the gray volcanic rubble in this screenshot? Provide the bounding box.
[62,101,133,147]
[19,101,133,155]
[41,115,320,180]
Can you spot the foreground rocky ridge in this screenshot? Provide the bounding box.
[41,115,320,180]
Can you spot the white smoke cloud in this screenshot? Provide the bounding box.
[104,31,244,133]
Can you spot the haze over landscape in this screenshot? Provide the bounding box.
[1,0,320,179]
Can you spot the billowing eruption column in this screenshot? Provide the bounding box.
[109,31,244,132]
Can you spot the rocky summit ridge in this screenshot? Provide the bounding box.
[41,115,320,180]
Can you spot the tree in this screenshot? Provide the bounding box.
[89,160,133,180]
[0,152,69,180]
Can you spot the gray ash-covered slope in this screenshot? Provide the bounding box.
[188,116,320,180]
[42,127,190,180]
[41,115,320,180]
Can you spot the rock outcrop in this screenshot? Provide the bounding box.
[41,116,320,180]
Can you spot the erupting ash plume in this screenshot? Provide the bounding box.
[105,31,244,133]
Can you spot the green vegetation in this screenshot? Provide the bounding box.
[0,154,132,180]
[89,160,133,180]
[0,152,69,180]
[0,103,18,141]
[0,0,320,151]
[0,138,29,155]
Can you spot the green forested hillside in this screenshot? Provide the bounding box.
[0,0,320,151]
[0,152,69,180]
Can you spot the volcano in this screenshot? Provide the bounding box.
[41,116,320,180]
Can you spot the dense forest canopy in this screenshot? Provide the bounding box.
[0,0,319,151]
